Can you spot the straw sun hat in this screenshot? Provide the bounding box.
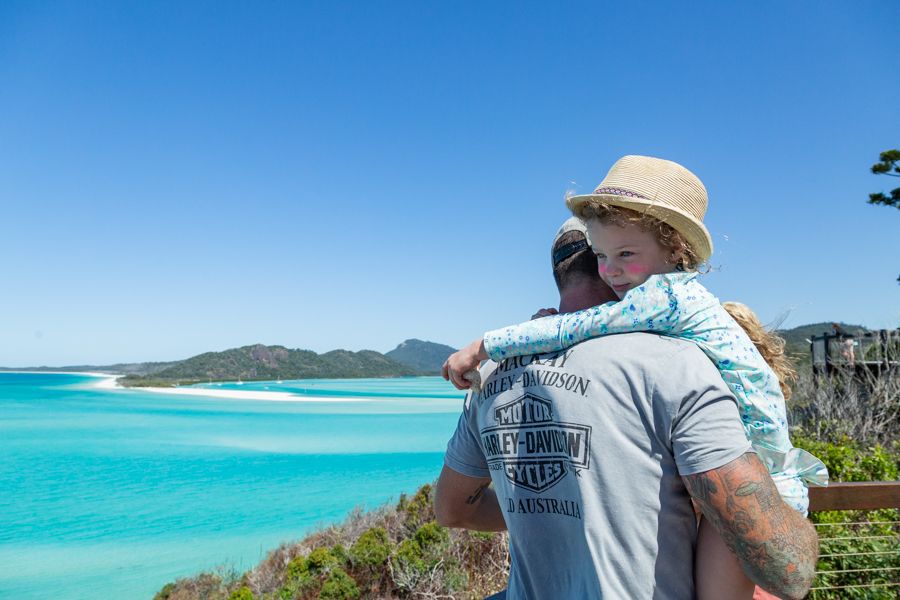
[566,155,714,263]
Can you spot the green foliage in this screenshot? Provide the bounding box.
[227,586,255,600]
[280,555,315,599]
[307,547,340,573]
[414,521,449,548]
[394,538,427,572]
[392,521,452,576]
[318,568,360,600]
[404,483,434,526]
[330,543,350,566]
[349,527,391,569]
[793,434,899,482]
[809,509,898,600]
[868,148,900,209]
[285,555,309,581]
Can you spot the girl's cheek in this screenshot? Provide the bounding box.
[625,264,649,276]
[598,264,608,275]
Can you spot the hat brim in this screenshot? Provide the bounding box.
[566,193,713,263]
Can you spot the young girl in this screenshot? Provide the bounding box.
[443,155,827,598]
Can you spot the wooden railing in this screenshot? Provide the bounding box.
[809,481,900,512]
[807,481,899,598]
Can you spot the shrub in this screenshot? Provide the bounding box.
[403,483,435,527]
[227,586,254,600]
[307,547,340,573]
[349,526,391,568]
[319,568,360,600]
[414,521,449,549]
[280,555,315,599]
[330,543,350,567]
[394,538,426,572]
[285,555,309,581]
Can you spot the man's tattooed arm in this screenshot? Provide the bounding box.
[683,453,819,600]
[434,466,506,531]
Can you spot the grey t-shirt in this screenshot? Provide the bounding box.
[444,333,752,599]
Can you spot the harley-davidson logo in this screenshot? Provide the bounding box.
[481,392,592,493]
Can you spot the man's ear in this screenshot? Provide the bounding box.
[669,249,688,270]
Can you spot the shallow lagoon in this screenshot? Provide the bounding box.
[0,373,464,600]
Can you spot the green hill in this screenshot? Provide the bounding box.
[119,344,421,387]
[385,339,457,374]
[0,361,176,375]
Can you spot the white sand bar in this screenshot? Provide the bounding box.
[135,383,367,402]
[82,374,370,402]
[142,386,370,402]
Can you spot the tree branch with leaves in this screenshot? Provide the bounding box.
[868,149,900,209]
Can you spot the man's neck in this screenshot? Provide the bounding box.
[559,281,618,313]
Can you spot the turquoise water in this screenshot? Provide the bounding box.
[0,373,464,600]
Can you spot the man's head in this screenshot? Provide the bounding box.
[551,217,617,311]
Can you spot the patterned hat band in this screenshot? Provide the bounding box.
[592,187,652,201]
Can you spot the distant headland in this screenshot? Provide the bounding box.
[0,339,458,387]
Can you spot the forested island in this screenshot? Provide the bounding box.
[0,339,457,387]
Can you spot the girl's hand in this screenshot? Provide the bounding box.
[442,337,489,390]
[531,307,559,320]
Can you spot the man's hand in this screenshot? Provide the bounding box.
[683,453,819,600]
[442,337,488,390]
[531,307,559,320]
[434,466,506,531]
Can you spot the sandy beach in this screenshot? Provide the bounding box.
[90,374,366,402]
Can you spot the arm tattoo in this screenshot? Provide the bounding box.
[684,453,818,600]
[465,483,489,505]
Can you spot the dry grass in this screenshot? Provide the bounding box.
[787,367,899,446]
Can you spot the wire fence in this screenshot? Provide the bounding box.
[807,485,899,599]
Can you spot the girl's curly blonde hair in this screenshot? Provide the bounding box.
[722,301,798,401]
[575,202,703,272]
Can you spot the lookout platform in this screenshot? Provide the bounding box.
[810,327,899,378]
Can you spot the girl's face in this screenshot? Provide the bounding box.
[588,220,674,299]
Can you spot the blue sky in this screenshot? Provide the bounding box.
[1,1,898,365]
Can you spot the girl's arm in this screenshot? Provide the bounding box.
[483,272,703,361]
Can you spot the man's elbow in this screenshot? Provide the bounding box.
[433,496,465,528]
[433,480,466,528]
[434,508,460,528]
[758,519,819,600]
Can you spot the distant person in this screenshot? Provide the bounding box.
[442,156,824,598]
[436,212,819,599]
[841,338,856,367]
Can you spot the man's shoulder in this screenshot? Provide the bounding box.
[566,333,720,383]
[572,332,705,360]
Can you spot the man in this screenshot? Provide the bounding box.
[435,219,818,599]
